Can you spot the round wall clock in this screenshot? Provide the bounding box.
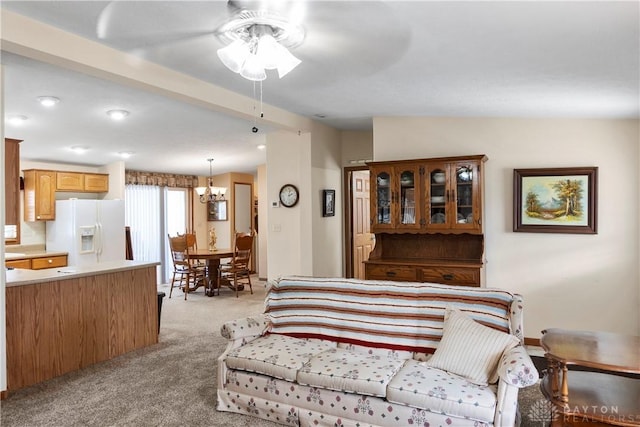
[279,184,299,208]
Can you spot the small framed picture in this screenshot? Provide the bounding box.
[208,200,228,221]
[513,167,598,234]
[322,189,335,217]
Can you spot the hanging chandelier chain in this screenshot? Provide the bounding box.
[195,158,226,204]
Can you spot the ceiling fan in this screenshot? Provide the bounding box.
[92,0,412,84]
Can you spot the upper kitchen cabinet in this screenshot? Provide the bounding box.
[83,173,109,192]
[56,171,109,192]
[23,169,109,221]
[23,169,56,221]
[5,138,22,244]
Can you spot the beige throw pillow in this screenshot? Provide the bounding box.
[425,306,520,386]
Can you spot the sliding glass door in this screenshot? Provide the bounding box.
[125,185,189,284]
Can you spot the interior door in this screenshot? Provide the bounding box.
[352,170,374,279]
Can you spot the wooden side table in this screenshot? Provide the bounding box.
[540,328,640,426]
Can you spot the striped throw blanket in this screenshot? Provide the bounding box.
[265,276,522,353]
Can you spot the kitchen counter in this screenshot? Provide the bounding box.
[5,260,160,392]
[5,250,68,260]
[6,260,159,286]
[4,250,68,261]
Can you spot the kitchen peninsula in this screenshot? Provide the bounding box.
[5,260,159,392]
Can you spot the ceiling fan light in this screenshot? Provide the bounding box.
[256,34,281,70]
[276,49,301,78]
[217,39,250,73]
[240,54,267,81]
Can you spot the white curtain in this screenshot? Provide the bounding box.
[125,185,162,282]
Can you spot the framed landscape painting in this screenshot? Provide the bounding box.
[513,167,598,234]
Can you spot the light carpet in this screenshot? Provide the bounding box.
[1,280,548,427]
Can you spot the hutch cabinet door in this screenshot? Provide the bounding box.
[370,166,395,231]
[451,160,482,232]
[424,160,483,233]
[395,164,421,230]
[424,162,451,231]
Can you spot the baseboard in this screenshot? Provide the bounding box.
[524,337,541,347]
[0,390,8,400]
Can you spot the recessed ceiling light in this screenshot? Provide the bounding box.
[70,146,89,154]
[37,96,60,107]
[7,115,28,125]
[257,144,266,150]
[118,151,134,158]
[106,109,130,120]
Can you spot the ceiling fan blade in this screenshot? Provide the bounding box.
[290,2,411,81]
[95,1,228,50]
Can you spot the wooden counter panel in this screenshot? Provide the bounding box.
[6,266,157,391]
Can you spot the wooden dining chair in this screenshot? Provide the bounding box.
[178,231,206,270]
[218,231,254,297]
[168,234,206,300]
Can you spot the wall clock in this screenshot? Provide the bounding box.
[279,184,299,208]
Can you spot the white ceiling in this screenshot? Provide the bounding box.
[2,1,638,177]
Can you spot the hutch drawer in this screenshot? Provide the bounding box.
[365,264,417,281]
[420,266,480,286]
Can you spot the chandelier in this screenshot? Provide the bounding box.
[195,158,227,203]
[216,9,304,81]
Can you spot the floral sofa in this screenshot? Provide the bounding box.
[216,277,538,427]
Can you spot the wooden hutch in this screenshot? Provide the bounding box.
[365,155,487,287]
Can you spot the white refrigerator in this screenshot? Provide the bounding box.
[46,199,126,267]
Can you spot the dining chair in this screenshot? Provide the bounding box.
[218,231,254,297]
[168,234,206,300]
[178,231,206,270]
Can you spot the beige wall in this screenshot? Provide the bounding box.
[341,130,374,167]
[265,123,343,280]
[373,117,640,338]
[310,123,343,277]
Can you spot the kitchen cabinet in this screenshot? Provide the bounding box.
[4,254,68,270]
[83,173,109,192]
[56,171,84,190]
[6,259,31,269]
[4,138,22,244]
[31,255,68,270]
[56,171,109,192]
[366,155,487,287]
[23,169,56,221]
[24,169,109,221]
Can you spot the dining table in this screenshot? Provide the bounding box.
[187,248,233,297]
